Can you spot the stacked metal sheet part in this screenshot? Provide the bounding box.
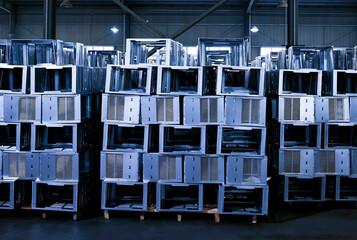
[0,40,104,219]
[266,46,357,203]
[100,37,269,217]
[210,39,268,215]
[100,38,179,213]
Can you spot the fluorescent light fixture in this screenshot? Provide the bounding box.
[60,0,73,8]
[277,0,288,8]
[111,27,119,33]
[250,25,259,33]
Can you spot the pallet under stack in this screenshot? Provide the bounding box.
[101,38,269,222]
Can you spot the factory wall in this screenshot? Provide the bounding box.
[0,5,356,58]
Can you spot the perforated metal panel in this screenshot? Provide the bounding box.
[351,150,357,176]
[159,156,177,180]
[141,96,180,124]
[316,97,350,122]
[42,95,89,123]
[184,155,224,184]
[107,95,124,121]
[39,152,80,181]
[55,155,73,180]
[226,156,267,185]
[4,95,41,123]
[225,97,266,126]
[0,95,3,121]
[330,99,345,121]
[285,98,300,120]
[143,154,182,182]
[279,149,315,175]
[102,94,140,124]
[279,96,315,123]
[3,151,40,180]
[106,154,123,179]
[184,96,224,125]
[58,97,75,121]
[19,97,36,121]
[8,153,26,178]
[100,152,141,181]
[349,97,357,123]
[243,158,262,183]
[284,150,301,173]
[315,149,350,175]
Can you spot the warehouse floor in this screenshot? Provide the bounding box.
[0,207,357,240]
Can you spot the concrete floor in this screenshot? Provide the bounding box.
[0,208,357,240]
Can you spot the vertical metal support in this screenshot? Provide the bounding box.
[246,0,256,61]
[288,0,298,46]
[7,4,15,39]
[0,3,14,39]
[43,0,56,39]
[244,13,252,60]
[122,13,130,52]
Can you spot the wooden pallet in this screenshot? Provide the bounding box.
[103,208,260,223]
[41,210,84,221]
[104,207,222,223]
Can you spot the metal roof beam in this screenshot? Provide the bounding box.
[170,0,228,39]
[246,0,257,14]
[113,0,166,37]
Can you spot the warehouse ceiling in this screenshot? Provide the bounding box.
[4,0,357,8]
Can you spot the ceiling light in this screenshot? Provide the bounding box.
[250,25,259,33]
[111,27,119,33]
[277,0,288,8]
[60,0,73,8]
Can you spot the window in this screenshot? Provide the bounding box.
[260,47,285,56]
[85,46,115,51]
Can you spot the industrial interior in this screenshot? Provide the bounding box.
[0,0,356,239]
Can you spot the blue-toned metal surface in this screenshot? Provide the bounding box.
[156,183,203,212]
[31,65,91,94]
[184,155,224,184]
[2,151,40,180]
[100,151,142,182]
[226,155,267,185]
[218,185,269,215]
[143,153,182,183]
[4,95,41,123]
[284,176,326,202]
[101,181,148,211]
[42,94,91,123]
